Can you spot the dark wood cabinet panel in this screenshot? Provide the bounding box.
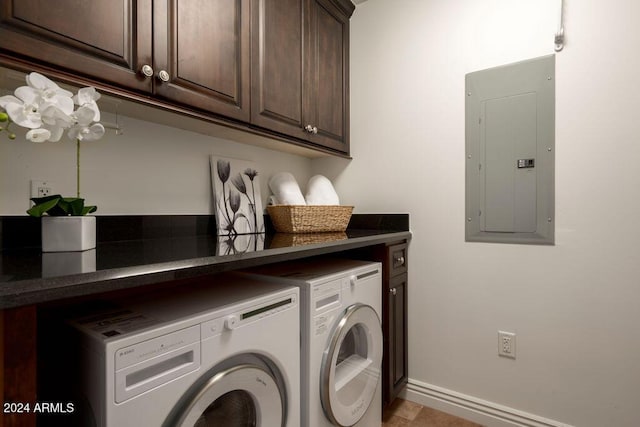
[0,0,250,118]
[154,0,251,121]
[252,0,352,153]
[0,0,153,92]
[250,0,306,138]
[386,273,408,403]
[1,306,37,427]
[305,0,350,152]
[380,242,409,407]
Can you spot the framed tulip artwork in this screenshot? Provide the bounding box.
[210,156,265,237]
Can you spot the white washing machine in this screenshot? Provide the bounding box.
[67,274,300,427]
[239,258,383,427]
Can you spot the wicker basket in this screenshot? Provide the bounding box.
[267,205,354,233]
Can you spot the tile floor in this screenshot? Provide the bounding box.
[382,399,484,427]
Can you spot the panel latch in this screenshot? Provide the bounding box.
[517,159,535,168]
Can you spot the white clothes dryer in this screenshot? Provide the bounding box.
[68,274,300,427]
[239,258,383,427]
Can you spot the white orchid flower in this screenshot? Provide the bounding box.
[84,123,105,141]
[41,105,74,125]
[68,105,105,141]
[68,122,105,142]
[1,72,105,146]
[25,72,74,115]
[73,87,101,122]
[0,93,42,129]
[0,95,18,110]
[42,124,65,142]
[0,73,75,130]
[25,128,52,143]
[40,105,74,142]
[72,105,96,126]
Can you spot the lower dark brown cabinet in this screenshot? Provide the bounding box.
[385,272,409,405]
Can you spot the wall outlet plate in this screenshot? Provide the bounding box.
[30,180,54,199]
[498,331,516,359]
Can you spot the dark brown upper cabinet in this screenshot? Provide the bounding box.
[153,0,250,121]
[251,0,353,153]
[0,0,352,155]
[250,0,305,139]
[0,0,153,92]
[305,0,352,152]
[0,0,250,121]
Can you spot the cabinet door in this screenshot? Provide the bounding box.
[250,0,306,139]
[305,0,350,153]
[384,273,409,406]
[153,0,250,121]
[0,0,153,92]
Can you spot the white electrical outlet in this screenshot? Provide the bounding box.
[30,180,55,199]
[498,331,516,359]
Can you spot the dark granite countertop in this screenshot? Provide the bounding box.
[0,214,410,309]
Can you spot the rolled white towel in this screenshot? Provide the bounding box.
[305,175,340,205]
[268,172,306,205]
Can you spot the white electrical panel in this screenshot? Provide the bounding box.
[465,55,555,245]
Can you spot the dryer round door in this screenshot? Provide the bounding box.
[167,359,285,427]
[320,303,383,427]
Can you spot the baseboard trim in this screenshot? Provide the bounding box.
[401,379,573,427]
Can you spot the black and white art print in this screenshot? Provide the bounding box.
[210,156,265,236]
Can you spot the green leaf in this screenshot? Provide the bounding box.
[26,195,97,217]
[26,197,61,217]
[81,205,97,215]
[61,198,86,216]
[30,194,63,205]
[47,204,70,216]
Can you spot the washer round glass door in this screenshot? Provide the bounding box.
[320,303,383,426]
[171,363,283,427]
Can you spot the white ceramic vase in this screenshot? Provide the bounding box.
[41,216,96,252]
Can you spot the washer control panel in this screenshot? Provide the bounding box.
[202,293,297,339]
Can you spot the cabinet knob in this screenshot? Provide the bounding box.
[157,69,170,82]
[390,288,397,296]
[394,256,405,267]
[141,64,154,78]
[304,125,319,134]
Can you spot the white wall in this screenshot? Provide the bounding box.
[0,111,313,215]
[314,0,640,426]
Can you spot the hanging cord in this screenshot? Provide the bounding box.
[555,0,565,52]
